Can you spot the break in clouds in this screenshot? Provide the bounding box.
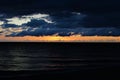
[0,11,120,37]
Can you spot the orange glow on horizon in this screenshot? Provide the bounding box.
[0,35,120,42]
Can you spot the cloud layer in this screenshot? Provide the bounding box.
[0,12,120,37]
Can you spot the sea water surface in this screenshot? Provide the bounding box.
[0,43,120,71]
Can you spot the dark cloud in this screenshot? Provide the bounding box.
[1,11,120,37]
[83,13,120,27]
[8,28,72,36]
[24,19,49,28]
[0,0,120,28]
[0,0,120,37]
[7,27,120,37]
[2,24,17,28]
[52,12,85,28]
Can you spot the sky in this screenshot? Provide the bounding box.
[0,0,120,42]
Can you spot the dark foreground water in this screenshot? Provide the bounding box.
[0,43,120,80]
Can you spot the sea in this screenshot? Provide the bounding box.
[0,42,120,80]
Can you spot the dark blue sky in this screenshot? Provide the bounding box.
[0,0,120,13]
[0,0,120,27]
[0,0,120,37]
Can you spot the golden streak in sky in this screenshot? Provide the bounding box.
[0,35,120,42]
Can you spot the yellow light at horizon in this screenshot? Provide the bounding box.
[0,35,120,42]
